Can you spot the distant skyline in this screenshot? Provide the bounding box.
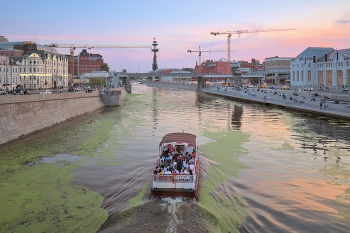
[3,0,350,72]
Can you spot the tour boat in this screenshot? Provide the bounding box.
[151,132,199,197]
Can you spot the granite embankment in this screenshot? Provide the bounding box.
[0,92,105,146]
[203,87,350,120]
[141,81,350,120]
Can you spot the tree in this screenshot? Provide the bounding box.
[90,78,106,86]
[100,63,109,72]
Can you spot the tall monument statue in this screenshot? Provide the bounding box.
[151,38,159,71]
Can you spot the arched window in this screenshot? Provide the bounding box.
[337,70,343,85]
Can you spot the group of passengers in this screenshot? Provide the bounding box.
[154,147,196,176]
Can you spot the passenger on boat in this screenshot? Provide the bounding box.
[172,166,179,174]
[184,152,190,160]
[183,160,188,170]
[159,155,165,169]
[153,167,160,174]
[180,168,189,174]
[189,162,195,171]
[164,169,172,174]
[191,152,196,159]
[159,169,164,174]
[173,159,177,168]
[177,156,183,171]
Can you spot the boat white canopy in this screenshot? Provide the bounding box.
[159,132,197,148]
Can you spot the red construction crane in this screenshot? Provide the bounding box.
[187,46,235,73]
[210,28,296,74]
[46,43,152,84]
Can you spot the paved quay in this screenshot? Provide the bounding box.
[202,86,350,120]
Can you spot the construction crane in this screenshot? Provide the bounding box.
[210,28,296,74]
[46,43,152,84]
[187,46,235,73]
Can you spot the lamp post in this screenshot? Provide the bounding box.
[5,55,8,95]
[10,60,12,94]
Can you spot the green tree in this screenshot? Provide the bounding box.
[99,63,109,72]
[90,78,106,86]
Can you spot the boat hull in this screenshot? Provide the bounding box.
[151,188,197,198]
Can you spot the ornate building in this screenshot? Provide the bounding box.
[0,41,69,89]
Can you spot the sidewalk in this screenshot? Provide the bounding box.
[202,87,350,120]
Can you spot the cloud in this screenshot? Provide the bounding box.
[333,19,350,25]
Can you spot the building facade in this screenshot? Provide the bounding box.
[0,41,69,89]
[195,59,229,74]
[290,47,350,87]
[0,56,20,91]
[264,56,293,85]
[71,49,104,79]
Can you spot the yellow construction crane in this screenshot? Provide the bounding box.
[187,46,235,73]
[46,43,152,84]
[210,28,296,74]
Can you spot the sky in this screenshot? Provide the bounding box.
[2,0,350,72]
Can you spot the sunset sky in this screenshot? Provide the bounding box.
[3,0,350,72]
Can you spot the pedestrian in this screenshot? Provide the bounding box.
[320,100,323,110]
[264,96,266,102]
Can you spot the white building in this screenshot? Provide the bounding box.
[290,47,350,87]
[19,53,68,89]
[0,56,20,91]
[0,41,69,90]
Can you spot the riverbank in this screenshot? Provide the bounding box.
[202,86,350,120]
[140,81,350,120]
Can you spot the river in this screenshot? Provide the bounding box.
[0,83,349,233]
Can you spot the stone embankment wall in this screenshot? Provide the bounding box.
[0,93,105,146]
[99,88,128,106]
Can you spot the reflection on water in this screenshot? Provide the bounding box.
[0,83,350,232]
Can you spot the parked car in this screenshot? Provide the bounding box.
[0,88,5,95]
[68,87,74,92]
[74,87,80,92]
[269,85,277,89]
[281,85,290,90]
[40,90,52,94]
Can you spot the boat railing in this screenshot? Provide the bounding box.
[153,174,194,183]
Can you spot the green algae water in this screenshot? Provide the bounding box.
[1,83,350,232]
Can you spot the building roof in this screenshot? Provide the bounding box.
[0,41,58,53]
[159,132,197,147]
[328,48,350,60]
[294,47,334,60]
